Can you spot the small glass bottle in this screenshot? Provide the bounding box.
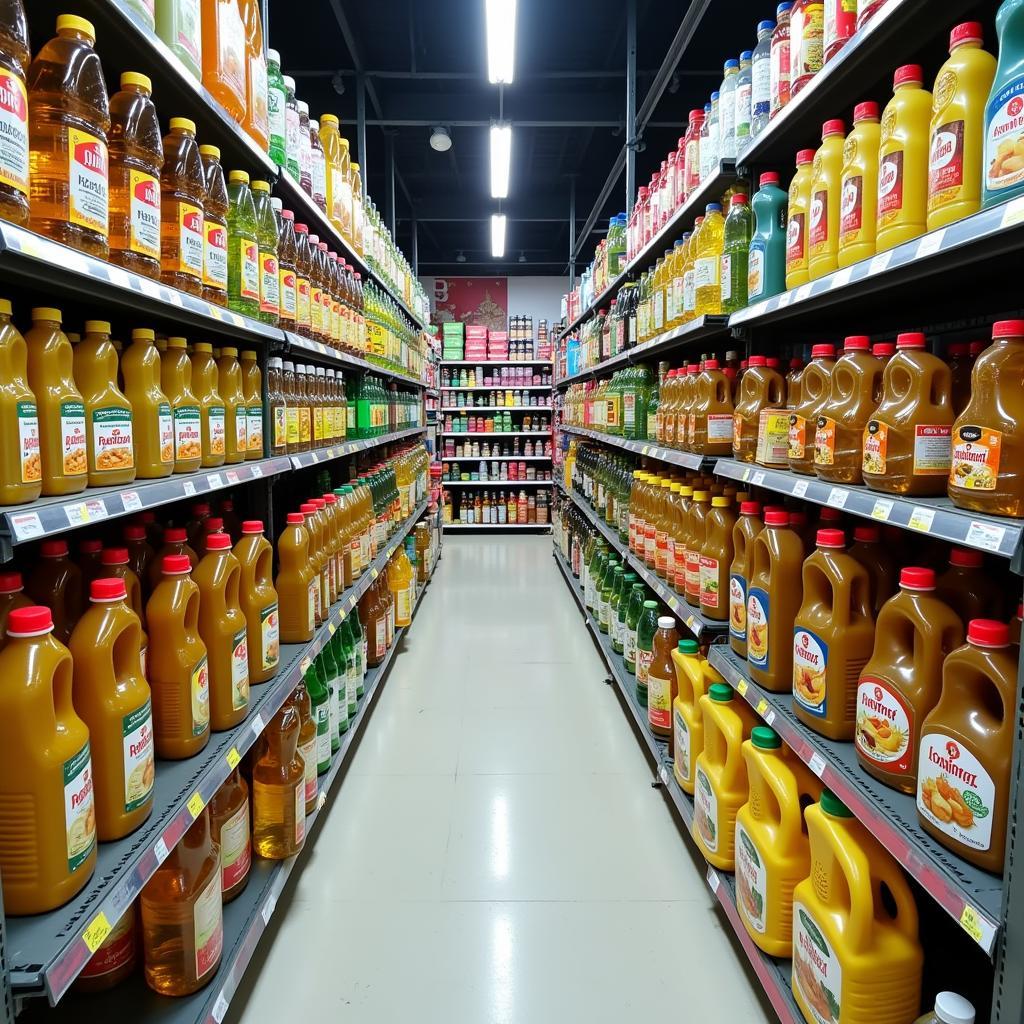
[252,702,306,859]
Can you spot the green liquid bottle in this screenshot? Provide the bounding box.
[598,557,620,634]
[227,170,260,319]
[609,565,626,654]
[349,608,366,700]
[586,542,608,616]
[319,643,341,753]
[267,49,287,168]
[635,599,660,705]
[331,627,350,735]
[336,620,356,725]
[303,662,332,775]
[624,583,646,674]
[721,192,753,314]
[251,179,280,326]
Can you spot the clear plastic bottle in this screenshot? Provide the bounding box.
[297,99,312,196]
[156,0,202,80]
[751,19,775,139]
[266,48,286,166]
[283,74,299,181]
[694,202,726,316]
[735,50,754,152]
[239,0,268,151]
[160,119,205,296]
[719,59,740,161]
[252,702,305,859]
[721,193,753,313]
[251,179,279,324]
[309,118,327,212]
[770,3,793,121]
[198,144,228,306]
[703,94,720,183]
[912,993,975,1024]
[277,207,297,331]
[226,169,259,318]
[200,0,245,122]
[0,0,29,227]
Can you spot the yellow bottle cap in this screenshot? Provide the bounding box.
[167,337,187,349]
[240,349,257,360]
[712,496,731,508]
[120,72,152,92]
[199,144,221,159]
[251,179,270,193]
[661,478,673,488]
[220,346,238,357]
[170,117,197,135]
[679,486,694,497]
[32,307,62,323]
[194,342,213,353]
[693,490,710,501]
[229,170,250,185]
[321,113,339,126]
[84,320,111,334]
[0,299,11,316]
[351,162,360,171]
[132,328,155,342]
[57,15,95,41]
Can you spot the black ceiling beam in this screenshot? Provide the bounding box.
[395,193,582,223]
[289,68,700,81]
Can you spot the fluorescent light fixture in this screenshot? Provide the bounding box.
[491,214,507,258]
[486,0,517,84]
[490,122,512,198]
[430,126,452,152]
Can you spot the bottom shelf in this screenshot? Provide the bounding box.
[551,543,801,1024]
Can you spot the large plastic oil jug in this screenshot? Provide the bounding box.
[692,682,758,870]
[983,0,1024,209]
[876,65,932,252]
[862,332,955,495]
[108,72,162,279]
[161,118,205,295]
[239,349,263,459]
[807,119,845,280]
[277,511,315,642]
[140,806,222,995]
[239,0,267,149]
[786,148,815,289]
[747,510,804,692]
[25,308,88,496]
[918,618,1018,872]
[736,726,822,956]
[792,790,922,1024]
[124,524,155,602]
[690,359,735,456]
[235,520,279,683]
[788,344,835,475]
[0,605,95,914]
[199,144,229,306]
[27,16,110,258]
[0,0,29,227]
[72,321,135,487]
[733,355,785,463]
[194,533,248,730]
[671,639,722,793]
[814,336,884,484]
[856,567,964,793]
[28,538,83,643]
[160,337,201,472]
[147,554,210,759]
[148,527,197,592]
[838,102,881,267]
[684,491,712,606]
[0,299,40,504]
[69,577,153,840]
[700,496,736,620]
[156,0,203,81]
[793,529,875,740]
[122,328,174,478]
[201,0,246,121]
[191,342,227,466]
[729,500,762,656]
[949,320,1024,516]
[646,615,681,738]
[936,546,1004,624]
[252,701,306,859]
[100,547,147,636]
[0,571,30,651]
[209,767,250,903]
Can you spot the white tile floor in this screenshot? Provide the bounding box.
[231,536,774,1024]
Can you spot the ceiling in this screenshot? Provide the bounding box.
[266,0,763,278]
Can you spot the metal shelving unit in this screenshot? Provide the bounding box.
[442,479,552,487]
[283,332,424,388]
[441,385,552,391]
[440,431,552,437]
[559,425,708,472]
[287,427,427,470]
[443,522,549,531]
[441,455,551,462]
[440,406,552,413]
[440,359,553,367]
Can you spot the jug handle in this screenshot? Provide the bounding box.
[771,759,805,844]
[833,832,877,952]
[872,862,919,942]
[771,378,785,406]
[52,650,74,732]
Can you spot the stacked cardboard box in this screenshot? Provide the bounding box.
[488,330,508,360]
[465,325,488,360]
[442,322,465,360]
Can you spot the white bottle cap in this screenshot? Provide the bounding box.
[658,616,676,629]
[935,993,975,1024]
[267,48,281,64]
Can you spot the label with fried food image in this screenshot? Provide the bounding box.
[122,699,155,812]
[17,399,40,483]
[793,903,841,1024]
[917,733,994,851]
[64,742,96,872]
[793,628,828,717]
[92,406,134,472]
[950,424,1000,491]
[60,400,87,477]
[855,677,912,772]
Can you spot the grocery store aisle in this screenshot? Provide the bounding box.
[232,537,771,1024]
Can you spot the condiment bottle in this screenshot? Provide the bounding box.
[747,171,787,302]
[146,554,209,759]
[793,529,875,740]
[823,0,855,62]
[691,359,735,457]
[216,346,247,464]
[0,0,28,227]
[770,3,792,121]
[0,605,96,914]
[646,615,681,738]
[295,222,313,336]
[808,119,845,280]
[209,768,251,903]
[838,102,881,267]
[787,344,835,474]
[100,547,147,637]
[982,0,1024,209]
[935,546,1004,624]
[671,639,722,793]
[684,490,712,606]
[124,523,155,602]
[235,520,280,683]
[733,355,785,463]
[253,702,306,859]
[28,538,84,643]
[160,119,205,295]
[789,0,824,98]
[267,356,287,455]
[700,496,736,621]
[277,511,316,642]
[122,328,174,478]
[191,342,227,466]
[199,144,229,306]
[0,298,40,504]
[845,524,897,614]
[785,149,815,289]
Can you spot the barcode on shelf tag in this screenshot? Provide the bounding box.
[183,481,197,496]
[752,471,765,486]
[869,250,892,276]
[212,994,230,1023]
[707,868,721,893]
[252,464,263,477]
[808,752,827,778]
[794,284,813,303]
[64,503,89,527]
[871,498,894,521]
[908,507,935,532]
[737,679,748,697]
[10,511,43,539]
[226,471,240,484]
[916,230,945,259]
[830,267,853,290]
[1001,195,1024,227]
[226,747,240,769]
[187,792,205,818]
[756,698,768,716]
[965,520,1006,553]
[826,488,848,508]
[792,479,809,497]
[251,712,264,735]
[82,912,112,953]
[207,474,223,488]
[261,893,277,924]
[120,490,143,512]
[153,837,169,864]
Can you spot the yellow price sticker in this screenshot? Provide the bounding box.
[959,903,985,944]
[642,446,650,456]
[226,747,240,769]
[82,911,112,953]
[756,698,768,716]
[685,614,695,630]
[371,567,379,579]
[737,679,749,697]
[187,792,205,819]
[668,596,679,611]
[742,467,751,482]
[328,622,336,635]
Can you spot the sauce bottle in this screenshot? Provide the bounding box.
[227,169,259,317]
[877,66,933,252]
[0,605,95,914]
[208,767,250,902]
[252,702,306,859]
[862,332,954,495]
[732,355,785,463]
[235,520,279,683]
[290,681,317,813]
[216,346,247,463]
[69,577,154,840]
[808,119,845,280]
[251,180,279,325]
[283,360,300,452]
[823,0,854,62]
[983,0,1024,209]
[793,529,875,740]
[277,511,315,642]
[692,682,758,870]
[160,119,205,295]
[0,0,29,227]
[239,349,263,459]
[792,790,923,1024]
[646,615,681,738]
[199,144,229,306]
[736,727,822,956]
[746,510,803,691]
[200,0,246,121]
[191,342,227,466]
[25,308,87,496]
[856,567,963,793]
[789,0,824,98]
[814,336,883,483]
[671,639,722,793]
[949,320,1024,516]
[838,102,881,267]
[122,328,174,478]
[160,337,202,473]
[684,490,712,606]
[0,298,40,504]
[935,546,1004,624]
[148,527,198,592]
[700,496,736,621]
[147,554,210,759]
[28,16,110,259]
[785,149,815,289]
[729,501,762,657]
[73,320,136,487]
[28,538,83,643]
[928,23,996,231]
[140,806,222,995]
[108,72,163,279]
[277,208,298,331]
[788,344,835,474]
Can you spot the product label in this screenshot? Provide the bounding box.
[794,903,841,1024]
[814,416,837,466]
[736,823,767,933]
[707,413,734,444]
[789,413,808,460]
[647,672,672,730]
[913,424,953,475]
[219,799,251,892]
[208,406,226,457]
[862,419,888,475]
[240,239,260,301]
[699,555,721,609]
[791,7,823,82]
[746,587,769,668]
[60,400,87,477]
[247,406,263,453]
[770,37,791,112]
[0,68,28,197]
[299,407,311,445]
[950,424,1001,490]
[299,737,316,804]
[839,173,863,240]
[397,586,412,625]
[234,405,247,453]
[202,220,228,290]
[193,869,223,979]
[694,255,719,289]
[17,400,40,483]
[809,188,829,252]
[694,765,719,853]
[286,406,300,446]
[720,253,732,301]
[174,405,201,462]
[375,617,387,659]
[273,406,287,449]
[306,579,316,631]
[729,573,747,640]
[673,708,692,784]
[877,150,905,222]
[68,127,108,236]
[748,246,765,298]
[756,409,791,466]
[294,780,306,845]
[928,118,965,209]
[685,545,701,598]
[315,702,331,767]
[855,676,913,772]
[230,627,249,710]
[297,277,311,327]
[259,251,280,314]
[158,402,174,464]
[268,80,286,149]
[625,627,638,667]
[92,406,134,472]
[122,700,154,812]
[637,647,654,686]
[786,211,806,270]
[793,627,828,717]
[984,75,1024,194]
[279,268,297,319]
[191,655,210,735]
[128,170,160,258]
[917,733,995,852]
[178,202,204,278]
[64,742,95,872]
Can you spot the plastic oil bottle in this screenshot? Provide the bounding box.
[838,102,881,267]
[216,346,247,463]
[122,328,174,478]
[239,0,268,150]
[277,511,315,642]
[199,145,229,306]
[0,0,29,227]
[748,172,787,302]
[227,170,259,318]
[28,16,110,259]
[983,0,1024,210]
[208,768,250,903]
[160,337,201,473]
[807,119,845,280]
[251,180,279,325]
[191,342,226,466]
[671,639,722,793]
[721,193,753,313]
[694,202,725,316]
[290,681,317,814]
[240,349,263,457]
[201,0,246,121]
[108,73,163,279]
[161,119,205,295]
[0,299,40,505]
[785,148,815,289]
[252,701,306,859]
[156,0,203,80]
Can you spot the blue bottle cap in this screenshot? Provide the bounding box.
[725,58,739,70]
[711,91,720,100]
[758,19,775,32]
[741,50,753,60]
[777,1,793,12]
[705,203,723,213]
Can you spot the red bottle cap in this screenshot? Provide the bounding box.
[969,340,985,356]
[950,547,983,567]
[766,357,781,368]
[796,148,815,165]
[748,355,767,367]
[843,336,870,351]
[79,538,103,554]
[323,494,337,504]
[789,510,807,527]
[759,172,780,186]
[704,359,720,370]
[947,342,969,356]
[221,498,234,510]
[900,567,935,590]
[853,101,879,122]
[894,64,923,87]
[6,606,54,636]
[101,547,129,565]
[689,108,704,121]
[820,507,843,522]
[950,22,983,49]
[123,524,146,541]
[205,517,224,531]
[811,343,836,358]
[822,118,845,137]
[241,520,264,534]
[41,539,68,557]
[789,357,803,370]
[299,503,317,514]
[164,527,187,543]
[295,222,308,234]
[139,511,156,523]
[730,193,748,206]
[0,572,23,593]
[162,554,192,574]
[192,502,211,514]
[896,332,926,349]
[739,501,761,515]
[311,498,326,509]
[687,363,700,374]
[286,513,305,525]
[873,342,896,356]
[91,578,128,601]
[853,525,880,543]
[816,528,845,548]
[968,619,1010,648]
[764,511,790,526]
[205,533,232,550]
[992,320,1024,338]
[280,209,295,221]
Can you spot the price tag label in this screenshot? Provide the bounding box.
[317,789,327,810]
[808,752,827,778]
[742,467,752,482]
[82,912,112,953]
[869,250,892,276]
[959,903,996,949]
[85,499,107,521]
[138,277,163,300]
[667,596,679,611]
[212,994,230,1023]
[153,837,169,864]
[792,479,809,498]
[261,893,277,924]
[187,792,205,818]
[300,656,312,675]
[916,229,945,259]
[871,498,894,521]
[685,614,696,631]
[642,446,650,456]
[226,747,241,769]
[311,452,320,464]
[10,511,44,539]
[794,283,813,303]
[1000,194,1024,227]
[756,698,768,717]
[965,520,1006,553]
[251,712,264,735]
[707,868,721,893]
[64,502,90,527]
[118,490,143,513]
[737,679,749,697]
[826,488,848,508]
[371,568,379,579]
[252,464,264,478]
[183,480,197,496]
[328,622,336,635]
[765,709,776,726]
[830,266,853,290]
[166,289,184,308]
[908,507,936,533]
[106,265,132,289]
[207,473,223,489]
[226,470,240,485]
[752,471,765,486]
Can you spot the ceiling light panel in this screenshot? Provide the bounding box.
[486,0,517,84]
[490,123,512,199]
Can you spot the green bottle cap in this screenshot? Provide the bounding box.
[819,789,852,818]
[624,572,638,582]
[708,682,733,702]
[632,583,645,592]
[751,726,781,749]
[677,639,699,654]
[643,599,658,609]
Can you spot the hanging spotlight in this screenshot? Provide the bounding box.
[430,126,453,152]
[490,122,512,199]
[491,214,507,259]
[486,0,517,84]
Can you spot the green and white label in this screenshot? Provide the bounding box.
[122,700,154,812]
[64,742,96,872]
